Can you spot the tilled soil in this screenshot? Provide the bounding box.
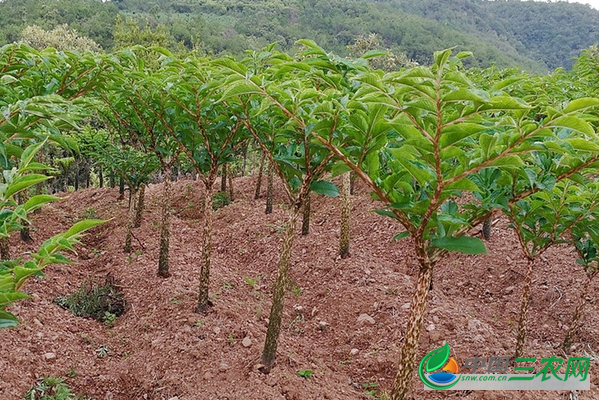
[0,175,597,400]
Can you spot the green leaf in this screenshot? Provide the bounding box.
[5,174,51,199]
[373,208,398,220]
[425,343,450,372]
[550,116,595,137]
[0,75,18,85]
[0,309,18,328]
[361,50,388,59]
[431,236,487,254]
[0,290,29,305]
[440,124,487,148]
[63,219,106,239]
[23,194,58,211]
[221,81,262,100]
[296,39,328,57]
[331,161,351,178]
[444,178,481,193]
[309,180,339,197]
[392,231,410,241]
[20,140,47,170]
[563,97,599,113]
[567,139,598,152]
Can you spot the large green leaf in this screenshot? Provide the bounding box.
[63,219,106,239]
[431,236,487,254]
[310,180,339,197]
[550,116,595,137]
[5,174,51,199]
[0,310,18,328]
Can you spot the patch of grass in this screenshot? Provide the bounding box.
[95,345,109,358]
[54,275,126,324]
[243,276,259,289]
[291,284,302,297]
[296,369,314,379]
[81,208,97,220]
[212,191,230,210]
[25,376,94,400]
[362,382,378,396]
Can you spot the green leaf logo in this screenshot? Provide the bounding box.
[425,343,450,372]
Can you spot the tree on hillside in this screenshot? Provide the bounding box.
[21,25,101,52]
[224,42,598,398]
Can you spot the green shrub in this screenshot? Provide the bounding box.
[212,191,230,210]
[54,275,126,324]
[25,376,94,400]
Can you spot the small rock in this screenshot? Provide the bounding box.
[218,363,229,372]
[432,316,440,323]
[317,321,328,331]
[401,303,411,310]
[350,348,359,356]
[203,372,213,380]
[467,319,482,332]
[213,327,221,335]
[44,352,56,361]
[242,337,252,348]
[429,331,442,342]
[426,323,436,332]
[474,334,484,342]
[168,397,179,400]
[357,314,376,325]
[504,286,515,294]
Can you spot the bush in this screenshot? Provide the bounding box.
[212,191,231,210]
[25,376,94,400]
[54,274,126,324]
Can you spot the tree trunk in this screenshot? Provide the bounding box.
[301,192,310,236]
[339,172,351,258]
[241,142,248,176]
[350,172,357,195]
[134,185,145,228]
[221,164,227,193]
[74,159,79,191]
[390,251,434,400]
[563,272,595,351]
[0,237,9,260]
[119,177,125,199]
[158,170,172,278]
[19,191,33,242]
[99,166,103,188]
[196,183,214,313]
[483,217,492,240]
[227,165,234,201]
[265,162,273,214]
[172,164,179,182]
[255,152,265,200]
[123,187,138,253]
[35,151,44,195]
[260,204,302,372]
[515,258,535,359]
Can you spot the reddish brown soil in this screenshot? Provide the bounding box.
[0,175,597,400]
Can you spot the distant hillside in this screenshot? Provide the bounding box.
[0,0,597,72]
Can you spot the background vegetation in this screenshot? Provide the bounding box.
[0,0,597,72]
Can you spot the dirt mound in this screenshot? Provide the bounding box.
[0,175,597,399]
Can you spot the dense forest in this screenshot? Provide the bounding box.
[0,0,597,72]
